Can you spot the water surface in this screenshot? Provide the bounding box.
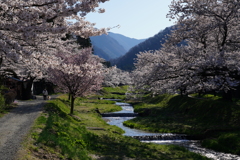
[103,101,240,160]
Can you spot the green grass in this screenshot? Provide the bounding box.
[98,86,128,100]
[0,94,17,118]
[124,94,240,134]
[0,107,9,118]
[202,131,240,155]
[189,93,222,100]
[18,92,209,159]
[123,93,240,155]
[32,99,91,159]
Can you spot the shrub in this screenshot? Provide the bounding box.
[0,86,6,112]
[4,90,17,105]
[0,94,5,112]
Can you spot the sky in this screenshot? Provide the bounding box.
[86,0,175,40]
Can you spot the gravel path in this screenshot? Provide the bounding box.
[0,95,58,160]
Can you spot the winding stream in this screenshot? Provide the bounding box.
[103,101,240,160]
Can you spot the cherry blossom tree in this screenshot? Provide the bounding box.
[1,0,111,100]
[133,42,240,96]
[0,0,110,70]
[132,0,240,100]
[48,47,104,114]
[0,35,83,99]
[0,0,110,60]
[103,66,132,87]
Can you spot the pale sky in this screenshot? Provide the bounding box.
[86,0,176,39]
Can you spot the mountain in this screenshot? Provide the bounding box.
[90,34,126,60]
[108,32,145,51]
[113,26,175,71]
[90,32,145,61]
[92,46,111,60]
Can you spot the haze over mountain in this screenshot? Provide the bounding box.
[108,32,145,51]
[112,26,175,71]
[90,32,145,60]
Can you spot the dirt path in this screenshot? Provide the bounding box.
[0,95,58,160]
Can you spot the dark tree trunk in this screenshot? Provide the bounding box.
[68,93,71,101]
[22,78,34,100]
[180,88,186,96]
[180,89,183,96]
[223,90,232,102]
[70,94,75,115]
[198,92,202,97]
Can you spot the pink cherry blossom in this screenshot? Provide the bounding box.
[133,0,240,101]
[47,47,104,114]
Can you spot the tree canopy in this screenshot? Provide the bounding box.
[132,0,240,99]
[48,48,104,114]
[0,0,110,102]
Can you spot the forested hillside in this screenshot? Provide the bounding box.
[90,34,126,60]
[108,32,145,51]
[90,32,145,60]
[113,26,174,71]
[92,45,111,60]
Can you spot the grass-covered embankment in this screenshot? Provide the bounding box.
[124,94,240,155]
[17,86,209,160]
[98,86,128,99]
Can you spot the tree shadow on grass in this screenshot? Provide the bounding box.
[34,99,209,160]
[89,133,209,160]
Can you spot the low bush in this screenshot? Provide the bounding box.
[4,91,17,105]
[0,93,5,113]
[0,85,10,116]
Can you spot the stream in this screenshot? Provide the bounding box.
[102,101,240,160]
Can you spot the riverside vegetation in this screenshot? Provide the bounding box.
[124,93,240,155]
[16,86,209,160]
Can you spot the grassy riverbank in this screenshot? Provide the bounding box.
[124,93,240,155]
[17,86,208,160]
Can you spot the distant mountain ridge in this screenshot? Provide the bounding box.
[90,32,145,60]
[90,34,126,60]
[113,26,175,71]
[108,32,145,51]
